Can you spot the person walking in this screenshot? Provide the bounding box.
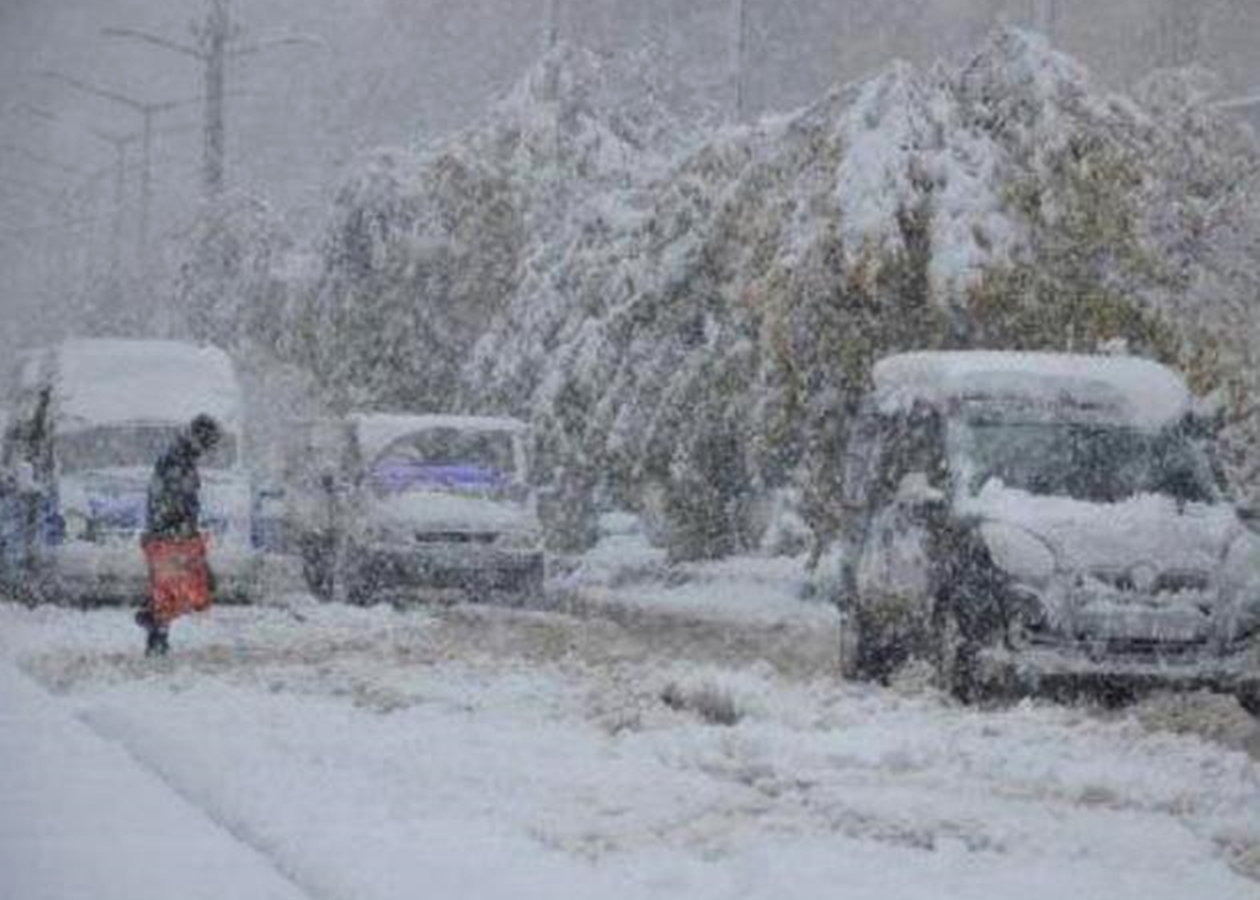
[135,414,222,656]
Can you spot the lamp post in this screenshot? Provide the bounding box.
[104,0,322,200]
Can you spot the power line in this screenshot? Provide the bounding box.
[38,70,198,264]
[0,142,80,176]
[103,0,322,200]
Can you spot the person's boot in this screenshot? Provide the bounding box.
[145,625,169,657]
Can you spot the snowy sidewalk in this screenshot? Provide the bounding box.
[0,660,309,900]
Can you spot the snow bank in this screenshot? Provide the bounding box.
[0,659,306,900]
[3,599,1259,900]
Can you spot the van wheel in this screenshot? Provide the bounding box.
[849,606,911,683]
[301,553,333,601]
[1238,687,1260,718]
[299,535,338,601]
[516,557,545,603]
[338,556,374,606]
[932,602,978,703]
[462,573,493,605]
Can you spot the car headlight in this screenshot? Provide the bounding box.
[979,522,1059,587]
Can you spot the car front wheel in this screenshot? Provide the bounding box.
[932,600,979,702]
[1238,685,1260,718]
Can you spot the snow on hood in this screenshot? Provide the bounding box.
[366,491,535,537]
[872,351,1191,428]
[960,479,1240,576]
[54,339,242,434]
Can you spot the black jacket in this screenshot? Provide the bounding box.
[145,434,203,540]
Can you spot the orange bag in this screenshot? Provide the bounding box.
[143,534,213,626]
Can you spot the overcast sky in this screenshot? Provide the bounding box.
[1,0,1257,349]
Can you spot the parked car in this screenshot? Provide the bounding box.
[286,413,544,604]
[836,351,1260,711]
[0,338,257,604]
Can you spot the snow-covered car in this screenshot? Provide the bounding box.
[0,339,257,604]
[288,413,544,604]
[837,351,1260,712]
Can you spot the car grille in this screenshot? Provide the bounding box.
[1088,567,1211,596]
[1028,632,1213,663]
[413,531,497,544]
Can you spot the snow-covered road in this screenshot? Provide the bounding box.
[2,585,1260,900]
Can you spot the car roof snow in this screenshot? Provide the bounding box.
[871,351,1191,429]
[350,413,527,462]
[52,339,242,434]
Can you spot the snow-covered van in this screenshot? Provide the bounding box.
[0,339,256,603]
[838,351,1260,711]
[286,413,544,603]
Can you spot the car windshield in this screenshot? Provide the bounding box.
[58,425,236,473]
[950,420,1217,504]
[368,428,519,496]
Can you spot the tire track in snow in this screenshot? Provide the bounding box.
[19,603,1260,889]
[76,706,342,900]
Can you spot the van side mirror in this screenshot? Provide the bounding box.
[1187,396,1225,439]
[895,471,945,507]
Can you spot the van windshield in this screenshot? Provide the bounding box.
[59,425,236,473]
[369,428,520,497]
[950,421,1217,504]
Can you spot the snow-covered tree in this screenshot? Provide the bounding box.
[295,41,693,419]
[468,28,1260,558]
[175,192,294,352]
[261,28,1260,559]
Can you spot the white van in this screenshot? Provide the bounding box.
[837,351,1260,710]
[0,339,256,603]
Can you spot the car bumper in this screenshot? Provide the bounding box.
[345,541,544,594]
[974,641,1260,704]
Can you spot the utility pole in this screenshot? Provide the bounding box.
[732,0,748,122]
[1030,0,1060,42]
[91,130,140,282]
[39,72,191,266]
[105,0,320,200]
[546,0,561,50]
[1154,0,1202,67]
[540,0,564,103]
[195,0,232,197]
[0,142,80,178]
